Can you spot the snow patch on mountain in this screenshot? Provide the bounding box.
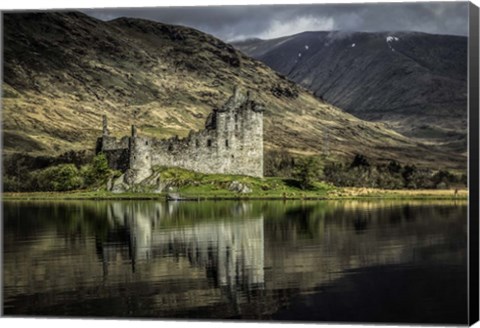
[386,36,400,51]
[386,36,400,42]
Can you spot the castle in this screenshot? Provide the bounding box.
[96,87,265,184]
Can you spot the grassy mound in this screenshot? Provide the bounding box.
[150,166,333,198]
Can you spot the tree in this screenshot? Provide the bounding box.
[402,164,417,188]
[81,153,111,186]
[432,170,457,189]
[387,160,402,174]
[264,149,295,177]
[405,167,435,189]
[294,157,323,190]
[351,154,370,168]
[34,164,83,191]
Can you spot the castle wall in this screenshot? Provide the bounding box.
[101,136,129,151]
[147,103,263,177]
[105,149,130,171]
[97,136,130,171]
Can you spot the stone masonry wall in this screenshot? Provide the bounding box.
[96,135,130,171]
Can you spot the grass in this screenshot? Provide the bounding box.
[2,167,468,201]
[149,166,334,199]
[328,187,468,200]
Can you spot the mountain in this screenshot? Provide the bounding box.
[233,31,468,154]
[2,12,466,170]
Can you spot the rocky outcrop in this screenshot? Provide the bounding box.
[228,181,252,194]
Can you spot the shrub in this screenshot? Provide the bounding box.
[323,154,465,190]
[156,166,200,188]
[264,150,295,177]
[81,153,111,186]
[33,164,83,191]
[387,160,402,174]
[3,175,23,192]
[403,167,435,189]
[431,170,458,189]
[351,154,370,168]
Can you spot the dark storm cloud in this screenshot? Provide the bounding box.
[81,2,469,41]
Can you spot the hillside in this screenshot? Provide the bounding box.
[2,12,466,170]
[233,31,468,154]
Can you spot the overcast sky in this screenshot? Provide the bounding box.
[82,2,469,41]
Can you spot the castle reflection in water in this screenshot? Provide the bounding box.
[97,202,265,290]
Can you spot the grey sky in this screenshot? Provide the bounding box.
[82,2,469,41]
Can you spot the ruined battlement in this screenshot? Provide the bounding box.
[96,87,264,184]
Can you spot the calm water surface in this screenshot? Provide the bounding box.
[3,200,467,323]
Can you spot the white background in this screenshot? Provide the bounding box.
[0,0,479,327]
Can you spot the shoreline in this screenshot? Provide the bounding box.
[1,188,468,201]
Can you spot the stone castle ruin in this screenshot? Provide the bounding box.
[96,87,265,185]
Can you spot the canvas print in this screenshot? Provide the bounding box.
[1,1,479,325]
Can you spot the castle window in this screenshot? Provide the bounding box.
[168,144,173,151]
[225,139,229,148]
[231,155,234,159]
[207,139,212,147]
[195,140,200,148]
[234,114,238,122]
[145,141,148,145]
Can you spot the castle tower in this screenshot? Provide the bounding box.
[125,125,152,184]
[125,125,153,184]
[102,115,110,136]
[209,87,265,177]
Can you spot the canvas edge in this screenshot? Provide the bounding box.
[468,1,480,326]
